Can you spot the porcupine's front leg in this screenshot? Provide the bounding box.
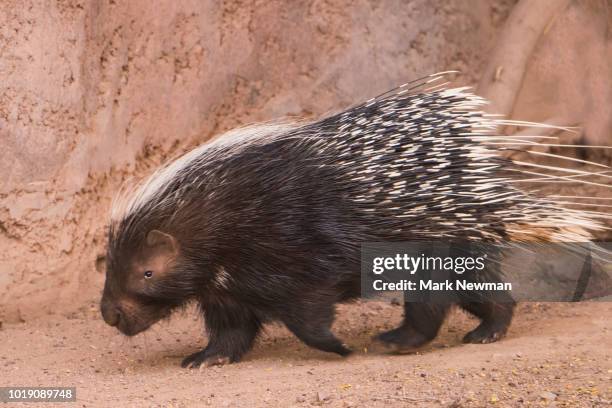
[181,303,261,368]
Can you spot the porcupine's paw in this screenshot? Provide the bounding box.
[462,324,507,344]
[181,350,232,369]
[374,326,430,353]
[459,301,513,344]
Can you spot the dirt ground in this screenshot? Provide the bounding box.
[1,301,610,407]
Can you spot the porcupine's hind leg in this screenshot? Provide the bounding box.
[458,259,516,343]
[375,303,451,352]
[459,299,515,343]
[281,296,352,356]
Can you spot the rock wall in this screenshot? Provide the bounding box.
[1,0,516,322]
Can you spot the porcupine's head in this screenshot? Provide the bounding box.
[100,145,214,336]
[101,225,184,336]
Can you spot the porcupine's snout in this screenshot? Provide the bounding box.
[100,293,167,336]
[100,297,122,327]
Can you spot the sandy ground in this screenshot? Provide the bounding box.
[1,301,610,407]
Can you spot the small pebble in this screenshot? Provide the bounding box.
[539,391,557,401]
[316,391,331,402]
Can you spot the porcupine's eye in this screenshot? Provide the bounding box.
[144,270,153,279]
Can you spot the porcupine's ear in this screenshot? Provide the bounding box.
[146,230,179,256]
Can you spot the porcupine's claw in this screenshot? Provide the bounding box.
[181,349,232,369]
[462,327,506,344]
[374,326,430,353]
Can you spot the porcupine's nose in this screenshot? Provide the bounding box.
[100,300,122,327]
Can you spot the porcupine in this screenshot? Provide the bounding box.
[100,73,609,368]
